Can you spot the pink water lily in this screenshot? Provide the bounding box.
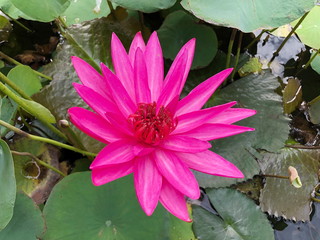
[68,31,256,222]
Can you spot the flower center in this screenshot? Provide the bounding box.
[128,102,177,145]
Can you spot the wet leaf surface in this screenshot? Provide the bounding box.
[0,192,45,240]
[283,78,302,114]
[43,172,195,240]
[192,188,274,240]
[259,148,320,221]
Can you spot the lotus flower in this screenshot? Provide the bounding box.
[68,32,256,222]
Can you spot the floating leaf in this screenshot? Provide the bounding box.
[0,0,31,20]
[192,188,274,240]
[110,0,176,13]
[293,5,320,49]
[9,0,71,22]
[0,192,45,240]
[181,0,315,32]
[311,51,320,75]
[158,10,217,69]
[7,65,42,97]
[238,57,262,77]
[308,95,320,124]
[283,78,302,114]
[259,148,320,221]
[194,71,290,188]
[34,14,141,153]
[61,0,111,26]
[10,137,61,204]
[43,172,195,240]
[0,139,16,230]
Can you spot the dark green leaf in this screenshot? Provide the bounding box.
[311,51,320,75]
[158,10,217,69]
[0,192,45,240]
[0,97,17,137]
[0,139,16,230]
[43,172,195,240]
[192,188,274,240]
[259,148,320,221]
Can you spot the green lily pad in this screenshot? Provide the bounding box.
[0,0,32,20]
[34,14,141,153]
[110,0,176,13]
[0,192,45,240]
[43,172,195,240]
[7,65,42,97]
[181,0,315,33]
[9,0,71,22]
[283,78,302,114]
[194,71,290,188]
[293,5,320,49]
[10,137,61,204]
[158,10,217,69]
[192,188,274,240]
[259,148,320,221]
[61,0,111,26]
[0,97,17,137]
[311,51,320,75]
[308,97,320,124]
[0,139,16,230]
[238,57,262,77]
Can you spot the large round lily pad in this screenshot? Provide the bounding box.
[0,192,45,240]
[192,188,274,240]
[181,0,315,32]
[43,172,194,240]
[110,0,176,13]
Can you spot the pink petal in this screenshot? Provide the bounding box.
[71,56,112,100]
[159,180,191,222]
[176,68,233,116]
[129,32,146,65]
[100,63,137,117]
[90,140,138,169]
[159,135,211,153]
[134,155,162,215]
[134,48,151,103]
[111,33,135,100]
[178,123,255,141]
[176,150,244,178]
[145,32,164,101]
[104,112,133,136]
[174,101,237,134]
[73,83,118,118]
[68,107,124,144]
[163,38,196,94]
[207,108,257,124]
[157,49,188,107]
[154,150,200,199]
[91,162,133,186]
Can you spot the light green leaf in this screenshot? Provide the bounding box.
[61,0,111,26]
[283,78,302,114]
[0,139,16,230]
[43,172,195,240]
[259,148,320,221]
[192,188,274,240]
[0,192,45,240]
[7,65,42,97]
[238,57,262,77]
[9,0,71,22]
[293,5,320,49]
[311,51,320,75]
[110,0,176,13]
[158,10,218,69]
[0,97,17,137]
[181,0,315,32]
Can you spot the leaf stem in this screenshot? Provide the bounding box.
[230,31,243,80]
[0,51,53,80]
[225,29,237,69]
[11,150,66,177]
[285,144,320,149]
[311,197,320,203]
[0,120,97,157]
[268,11,309,66]
[0,10,32,32]
[0,79,67,141]
[106,0,116,19]
[0,71,32,100]
[303,48,320,70]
